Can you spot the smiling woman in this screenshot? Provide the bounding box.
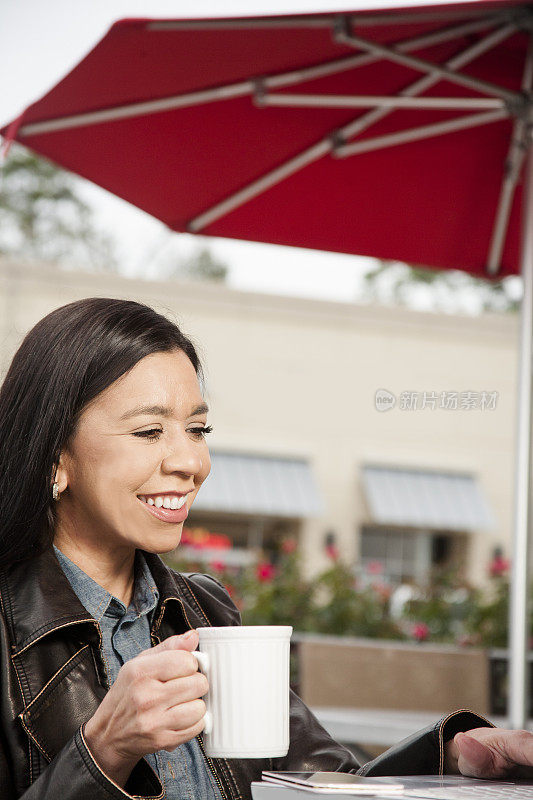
[0,298,224,798]
[0,298,528,800]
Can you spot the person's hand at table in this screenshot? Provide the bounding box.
[445,728,533,778]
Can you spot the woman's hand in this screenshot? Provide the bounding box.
[84,629,207,787]
[445,727,533,779]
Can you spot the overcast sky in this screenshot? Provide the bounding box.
[1,0,493,304]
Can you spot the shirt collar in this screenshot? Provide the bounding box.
[53,545,159,623]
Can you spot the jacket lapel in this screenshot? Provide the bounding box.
[0,549,105,761]
[143,553,207,637]
[1,548,95,653]
[19,642,106,762]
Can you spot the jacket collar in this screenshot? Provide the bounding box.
[0,547,93,654]
[0,546,199,654]
[142,551,209,632]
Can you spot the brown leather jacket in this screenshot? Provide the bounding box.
[0,547,493,799]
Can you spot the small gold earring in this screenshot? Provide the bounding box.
[52,482,60,501]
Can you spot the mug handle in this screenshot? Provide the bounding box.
[193,651,213,735]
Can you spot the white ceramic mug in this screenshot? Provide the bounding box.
[193,625,293,758]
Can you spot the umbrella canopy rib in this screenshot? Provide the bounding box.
[262,94,506,110]
[18,83,253,137]
[188,139,334,232]
[146,7,516,30]
[336,110,509,157]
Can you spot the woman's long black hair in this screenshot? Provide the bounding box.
[0,297,203,567]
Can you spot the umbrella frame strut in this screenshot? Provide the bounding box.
[508,28,533,729]
[510,132,533,729]
[488,65,533,273]
[334,21,522,104]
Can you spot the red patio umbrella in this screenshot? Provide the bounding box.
[2,0,533,723]
[1,2,529,277]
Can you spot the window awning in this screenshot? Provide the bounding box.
[194,451,324,518]
[361,464,495,532]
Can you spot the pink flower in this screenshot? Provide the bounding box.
[489,555,510,578]
[412,622,429,642]
[367,560,384,576]
[256,562,276,583]
[325,544,339,561]
[281,538,297,554]
[209,561,225,573]
[372,581,392,601]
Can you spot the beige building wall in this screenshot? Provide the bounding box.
[0,259,518,586]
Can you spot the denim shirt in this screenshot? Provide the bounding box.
[53,545,222,800]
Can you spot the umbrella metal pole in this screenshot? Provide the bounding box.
[509,135,533,730]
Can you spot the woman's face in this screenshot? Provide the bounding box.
[54,349,211,557]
